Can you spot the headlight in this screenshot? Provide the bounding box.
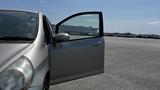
[0,56,33,90]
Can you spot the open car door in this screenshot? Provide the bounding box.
[49,11,104,84]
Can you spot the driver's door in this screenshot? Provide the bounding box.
[49,12,104,85]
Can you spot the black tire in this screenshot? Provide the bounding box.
[43,74,49,90]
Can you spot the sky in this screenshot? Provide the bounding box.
[0,0,160,34]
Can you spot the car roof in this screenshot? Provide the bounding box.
[0,9,39,14]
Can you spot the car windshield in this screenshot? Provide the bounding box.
[0,10,38,42]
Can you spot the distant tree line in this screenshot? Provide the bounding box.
[104,32,160,39]
[52,24,160,39]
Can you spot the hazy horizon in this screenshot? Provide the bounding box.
[106,31,160,35]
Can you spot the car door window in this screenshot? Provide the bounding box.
[57,14,101,40]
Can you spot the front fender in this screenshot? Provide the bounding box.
[30,56,49,88]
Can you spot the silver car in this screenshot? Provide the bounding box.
[0,10,104,90]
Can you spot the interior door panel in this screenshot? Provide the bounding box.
[49,37,104,84]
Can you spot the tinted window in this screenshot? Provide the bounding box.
[0,10,38,42]
[58,14,99,40]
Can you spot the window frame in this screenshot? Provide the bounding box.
[56,11,104,41]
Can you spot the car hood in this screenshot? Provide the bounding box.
[0,43,30,68]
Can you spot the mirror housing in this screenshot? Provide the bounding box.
[53,33,70,42]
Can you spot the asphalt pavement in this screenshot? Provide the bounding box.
[50,37,160,90]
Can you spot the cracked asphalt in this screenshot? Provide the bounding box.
[50,37,160,90]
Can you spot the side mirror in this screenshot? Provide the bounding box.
[53,33,70,42]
